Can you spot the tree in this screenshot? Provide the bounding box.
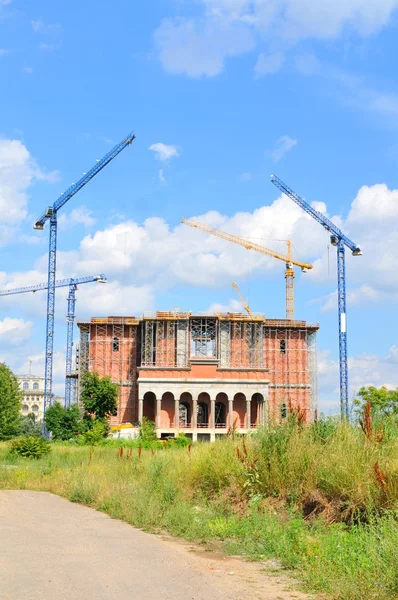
[0,363,22,440]
[80,371,118,420]
[45,402,83,440]
[354,386,398,418]
[20,413,42,437]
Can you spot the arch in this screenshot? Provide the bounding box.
[112,337,119,352]
[143,391,156,422]
[233,393,246,429]
[31,405,39,412]
[22,404,29,412]
[179,402,191,427]
[197,402,209,427]
[23,381,29,390]
[161,392,174,428]
[215,392,228,427]
[251,393,264,427]
[33,382,39,390]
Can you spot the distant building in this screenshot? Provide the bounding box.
[17,374,64,421]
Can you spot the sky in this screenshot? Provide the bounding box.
[0,0,397,412]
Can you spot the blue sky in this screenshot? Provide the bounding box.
[0,0,397,411]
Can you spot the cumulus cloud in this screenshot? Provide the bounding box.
[0,139,59,243]
[254,52,285,76]
[270,135,298,162]
[154,0,398,77]
[58,206,96,229]
[0,318,33,345]
[149,142,179,161]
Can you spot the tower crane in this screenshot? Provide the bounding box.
[231,282,255,319]
[0,275,107,408]
[181,218,312,320]
[33,132,135,415]
[270,174,362,419]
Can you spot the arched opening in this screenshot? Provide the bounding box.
[161,392,174,428]
[251,393,263,427]
[233,393,246,429]
[113,337,119,352]
[23,382,29,390]
[179,392,193,428]
[280,340,286,354]
[143,391,156,422]
[197,402,209,427]
[22,404,29,412]
[197,392,210,428]
[179,402,190,427]
[215,392,228,427]
[32,405,39,413]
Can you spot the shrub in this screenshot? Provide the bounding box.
[139,417,157,442]
[9,435,51,459]
[80,420,108,446]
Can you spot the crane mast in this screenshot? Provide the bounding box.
[270,174,362,419]
[33,132,134,419]
[0,275,107,408]
[182,218,312,319]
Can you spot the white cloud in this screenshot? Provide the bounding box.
[31,18,60,34]
[206,298,243,314]
[254,52,285,76]
[58,206,96,229]
[154,16,255,77]
[270,135,298,162]
[318,345,398,413]
[23,66,33,74]
[0,1,12,5]
[149,142,179,161]
[154,1,398,77]
[158,169,166,184]
[0,318,33,346]
[0,139,59,243]
[40,43,57,52]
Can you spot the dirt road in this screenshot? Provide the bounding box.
[0,490,311,600]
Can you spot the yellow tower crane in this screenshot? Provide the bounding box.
[181,218,313,320]
[232,282,255,319]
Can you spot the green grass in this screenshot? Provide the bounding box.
[1,420,398,600]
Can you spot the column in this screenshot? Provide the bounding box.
[210,398,215,429]
[138,398,143,423]
[174,398,179,429]
[192,397,198,429]
[246,398,251,430]
[156,397,161,429]
[228,397,233,429]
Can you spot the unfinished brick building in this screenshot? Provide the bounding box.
[77,311,318,440]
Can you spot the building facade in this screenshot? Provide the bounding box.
[77,312,318,441]
[17,374,64,421]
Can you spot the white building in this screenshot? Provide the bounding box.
[17,375,64,421]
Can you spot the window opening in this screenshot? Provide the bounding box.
[112,337,119,352]
[179,402,191,427]
[280,340,286,354]
[197,402,209,426]
[23,382,29,390]
[281,403,287,419]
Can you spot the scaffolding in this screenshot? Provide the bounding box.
[77,317,138,422]
[219,319,264,368]
[264,325,318,421]
[141,314,189,367]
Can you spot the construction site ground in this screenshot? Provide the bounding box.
[0,490,316,600]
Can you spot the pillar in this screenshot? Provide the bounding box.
[174,398,179,429]
[156,397,161,429]
[228,398,233,429]
[138,398,143,423]
[192,397,198,429]
[210,398,215,429]
[246,398,251,430]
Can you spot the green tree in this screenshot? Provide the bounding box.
[45,402,83,440]
[80,371,118,419]
[20,413,42,437]
[0,363,22,440]
[139,417,157,442]
[354,386,398,418]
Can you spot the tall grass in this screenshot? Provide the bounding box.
[1,417,397,600]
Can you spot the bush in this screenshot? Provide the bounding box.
[80,420,109,446]
[139,417,157,442]
[9,435,51,459]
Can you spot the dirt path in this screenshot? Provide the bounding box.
[0,491,313,600]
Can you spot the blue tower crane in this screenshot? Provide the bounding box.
[33,132,135,415]
[270,174,362,419]
[0,274,107,408]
